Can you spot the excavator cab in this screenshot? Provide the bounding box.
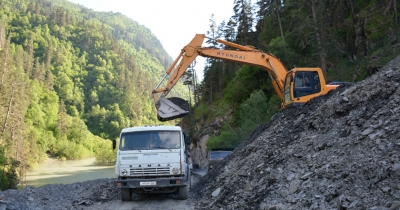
[283,68,337,108]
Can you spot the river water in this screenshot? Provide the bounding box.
[24,158,116,187]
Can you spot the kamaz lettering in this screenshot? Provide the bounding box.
[216,52,245,60]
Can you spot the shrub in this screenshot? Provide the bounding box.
[206,131,240,151]
[94,139,116,165]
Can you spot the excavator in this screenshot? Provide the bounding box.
[152,34,339,122]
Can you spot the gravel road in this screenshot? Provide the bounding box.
[0,169,204,210]
[83,171,206,210]
[84,193,195,210]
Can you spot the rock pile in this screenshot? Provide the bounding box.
[0,178,118,210]
[192,56,400,210]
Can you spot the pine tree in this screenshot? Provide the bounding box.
[0,22,5,49]
[0,37,10,86]
[25,33,34,79]
[232,0,254,45]
[56,100,69,138]
[206,14,219,47]
[45,68,54,90]
[45,40,53,70]
[392,0,398,44]
[310,0,327,78]
[223,18,237,42]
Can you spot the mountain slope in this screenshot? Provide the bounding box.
[0,0,188,188]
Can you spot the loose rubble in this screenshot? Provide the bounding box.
[0,179,119,210]
[192,55,400,210]
[0,169,205,209]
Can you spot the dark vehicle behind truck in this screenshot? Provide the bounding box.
[207,148,233,170]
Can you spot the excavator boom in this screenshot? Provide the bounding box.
[153,34,288,121]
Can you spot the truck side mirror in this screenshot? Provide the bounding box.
[112,140,116,150]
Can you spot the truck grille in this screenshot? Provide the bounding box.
[130,167,170,175]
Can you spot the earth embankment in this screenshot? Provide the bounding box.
[192,55,400,210]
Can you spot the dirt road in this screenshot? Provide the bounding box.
[85,170,205,210]
[85,193,195,210]
[82,170,203,210]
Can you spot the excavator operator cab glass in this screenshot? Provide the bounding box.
[294,71,321,98]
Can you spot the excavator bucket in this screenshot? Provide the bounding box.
[156,97,190,121]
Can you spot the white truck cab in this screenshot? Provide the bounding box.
[114,125,191,201]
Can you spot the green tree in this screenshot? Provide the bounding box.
[237,90,269,139]
[233,0,254,45]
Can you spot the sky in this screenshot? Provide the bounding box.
[67,0,236,81]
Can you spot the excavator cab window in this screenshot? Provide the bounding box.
[294,71,321,98]
[313,72,321,91]
[283,73,293,105]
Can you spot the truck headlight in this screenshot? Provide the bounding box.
[121,169,128,176]
[172,167,179,174]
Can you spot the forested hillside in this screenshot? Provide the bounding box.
[0,0,187,189]
[188,0,399,151]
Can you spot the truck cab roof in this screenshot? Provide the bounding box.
[121,125,182,133]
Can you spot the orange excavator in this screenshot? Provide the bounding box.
[152,34,339,121]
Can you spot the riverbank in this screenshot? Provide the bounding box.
[24,157,115,188]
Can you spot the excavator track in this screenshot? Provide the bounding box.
[157,97,190,121]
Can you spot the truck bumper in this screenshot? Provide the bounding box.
[115,177,187,189]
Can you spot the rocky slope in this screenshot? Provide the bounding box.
[192,56,400,210]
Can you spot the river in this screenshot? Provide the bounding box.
[24,158,116,187]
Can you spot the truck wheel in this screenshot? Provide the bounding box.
[121,188,132,201]
[178,185,188,200]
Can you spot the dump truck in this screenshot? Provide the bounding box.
[114,125,192,201]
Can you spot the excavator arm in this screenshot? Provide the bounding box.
[152,34,290,121]
[152,34,288,99]
[197,43,288,101]
[152,34,205,97]
[152,35,204,121]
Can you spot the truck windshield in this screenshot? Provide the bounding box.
[120,131,181,150]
